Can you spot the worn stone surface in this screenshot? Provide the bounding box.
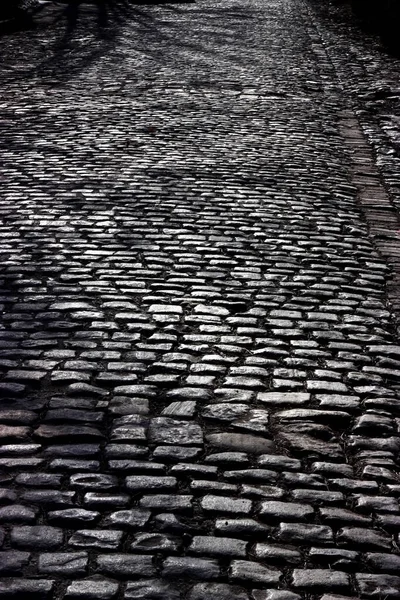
[38,552,88,576]
[65,576,119,599]
[124,580,181,600]
[229,561,282,585]
[188,583,249,600]
[292,569,350,591]
[10,526,63,550]
[356,574,400,598]
[1,0,400,598]
[97,554,156,578]
[0,578,54,598]
[0,551,31,574]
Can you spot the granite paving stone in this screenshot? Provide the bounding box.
[10,526,64,550]
[0,579,54,599]
[129,532,180,553]
[124,580,181,600]
[337,527,393,550]
[229,560,282,585]
[253,544,302,565]
[38,552,89,576]
[103,509,151,530]
[189,535,247,557]
[214,518,271,538]
[291,569,350,591]
[188,583,249,600]
[0,505,38,524]
[201,495,252,515]
[0,551,31,575]
[96,554,156,577]
[308,547,360,569]
[68,530,124,550]
[278,523,334,545]
[259,501,314,522]
[355,574,400,598]
[162,557,220,580]
[64,576,119,600]
[252,593,301,600]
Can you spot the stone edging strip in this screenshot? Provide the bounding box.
[304,0,400,319]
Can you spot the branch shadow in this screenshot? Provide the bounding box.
[0,0,197,83]
[0,0,262,87]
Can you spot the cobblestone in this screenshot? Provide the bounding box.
[96,554,156,578]
[124,580,180,600]
[291,569,350,591]
[0,579,54,599]
[38,552,88,576]
[1,0,400,597]
[64,576,119,600]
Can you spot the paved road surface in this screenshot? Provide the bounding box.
[1,0,400,598]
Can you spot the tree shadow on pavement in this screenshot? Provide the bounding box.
[0,0,259,86]
[0,0,196,83]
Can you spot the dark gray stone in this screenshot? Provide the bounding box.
[0,578,54,598]
[365,553,400,573]
[189,536,247,558]
[124,580,180,599]
[11,526,63,550]
[252,592,301,600]
[68,530,124,550]
[215,518,270,538]
[253,544,301,565]
[125,476,177,492]
[38,552,88,575]
[229,560,281,585]
[65,576,119,599]
[48,509,100,526]
[309,548,360,569]
[140,495,193,513]
[162,557,220,580]
[21,490,76,508]
[201,495,252,515]
[206,433,274,454]
[188,583,249,600]
[291,569,350,590]
[34,425,103,442]
[278,523,333,544]
[0,551,30,574]
[148,418,203,446]
[259,501,314,522]
[319,508,371,526]
[337,527,392,550]
[104,509,151,529]
[15,473,62,487]
[356,574,400,598]
[0,505,37,524]
[130,533,180,553]
[70,473,118,490]
[97,554,156,578]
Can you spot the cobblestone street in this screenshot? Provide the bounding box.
[1,0,400,598]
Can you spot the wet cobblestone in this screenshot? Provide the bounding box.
[0,0,400,598]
